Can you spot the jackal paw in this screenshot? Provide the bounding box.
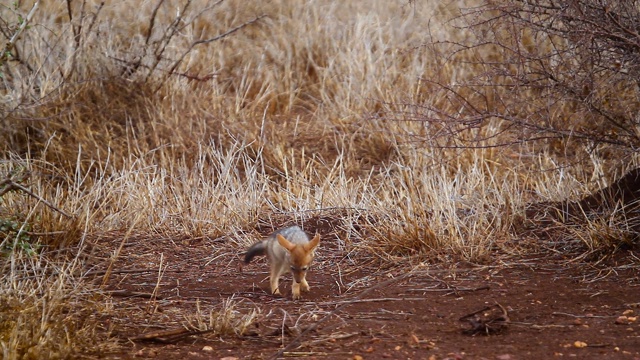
[272,288,282,296]
[301,280,310,292]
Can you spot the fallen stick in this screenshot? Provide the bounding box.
[130,327,193,343]
[318,297,428,306]
[304,332,359,345]
[552,312,614,318]
[406,285,490,293]
[86,268,159,276]
[460,303,509,336]
[106,290,163,300]
[130,327,214,343]
[282,352,329,357]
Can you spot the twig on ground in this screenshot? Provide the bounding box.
[282,352,329,358]
[85,268,161,276]
[552,312,614,318]
[406,285,490,293]
[528,324,567,329]
[107,290,164,300]
[318,297,428,306]
[459,305,494,321]
[130,327,214,343]
[460,303,509,335]
[304,332,359,345]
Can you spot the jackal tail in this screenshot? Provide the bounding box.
[244,240,267,264]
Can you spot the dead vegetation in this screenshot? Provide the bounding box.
[0,0,639,358]
[460,303,510,336]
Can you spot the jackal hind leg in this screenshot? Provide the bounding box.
[269,264,282,296]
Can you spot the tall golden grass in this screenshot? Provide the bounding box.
[1,0,637,357]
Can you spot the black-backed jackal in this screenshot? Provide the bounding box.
[244,226,320,300]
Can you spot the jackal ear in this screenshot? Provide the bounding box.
[304,234,320,252]
[277,234,296,251]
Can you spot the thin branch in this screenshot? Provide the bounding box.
[1,1,39,63]
[144,0,193,82]
[0,179,73,218]
[153,14,267,93]
[145,0,165,46]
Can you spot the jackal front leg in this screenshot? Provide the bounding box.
[291,279,301,300]
[300,277,310,292]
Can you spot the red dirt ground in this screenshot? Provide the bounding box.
[95,230,640,360]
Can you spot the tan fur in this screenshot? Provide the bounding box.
[244,226,320,300]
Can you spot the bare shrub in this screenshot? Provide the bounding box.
[404,0,640,163]
[394,0,640,254]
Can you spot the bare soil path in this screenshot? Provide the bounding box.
[94,232,640,360]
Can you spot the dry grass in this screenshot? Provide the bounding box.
[1,0,638,357]
[185,298,261,337]
[0,248,118,359]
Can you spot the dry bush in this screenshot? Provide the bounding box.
[184,298,260,337]
[391,0,640,255]
[0,249,117,359]
[404,0,640,168]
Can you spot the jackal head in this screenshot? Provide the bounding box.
[277,233,320,283]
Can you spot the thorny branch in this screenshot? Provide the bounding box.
[153,14,267,93]
[396,0,640,152]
